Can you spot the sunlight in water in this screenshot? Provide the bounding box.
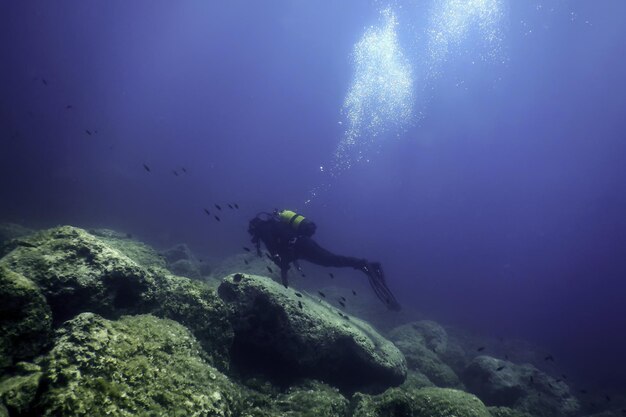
[333,8,414,174]
[427,0,504,76]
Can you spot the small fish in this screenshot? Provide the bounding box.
[42,78,48,86]
[244,259,249,265]
[606,395,611,402]
[173,170,179,176]
[233,273,243,283]
[544,354,554,362]
[181,167,187,173]
[125,233,133,239]
[143,164,151,172]
[352,290,357,296]
[561,374,567,380]
[496,366,505,371]
[477,347,485,352]
[265,253,272,260]
[530,376,534,384]
[318,291,326,298]
[343,315,350,321]
[85,129,92,135]
[329,272,334,279]
[214,215,221,222]
[266,266,273,273]
[66,105,73,109]
[579,389,587,394]
[243,247,251,252]
[338,301,346,308]
[215,204,222,210]
[504,355,509,360]
[234,203,239,209]
[301,273,306,278]
[228,204,233,209]
[295,292,302,298]
[340,296,346,302]
[298,301,303,309]
[204,208,210,216]
[556,379,562,383]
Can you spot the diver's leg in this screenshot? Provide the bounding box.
[364,262,401,311]
[294,237,366,269]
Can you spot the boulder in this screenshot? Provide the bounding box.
[0,223,33,244]
[462,356,580,417]
[37,313,242,417]
[488,406,534,417]
[0,226,156,324]
[160,243,207,279]
[0,226,233,369]
[388,322,462,388]
[351,387,492,417]
[0,265,52,370]
[217,273,407,393]
[273,380,349,417]
[463,356,526,406]
[0,362,42,416]
[88,228,167,269]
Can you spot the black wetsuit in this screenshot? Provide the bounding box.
[248,215,401,311]
[250,217,366,281]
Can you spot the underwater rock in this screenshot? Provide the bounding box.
[388,322,463,389]
[146,272,233,370]
[161,243,208,279]
[462,355,580,417]
[217,273,407,393]
[168,258,203,279]
[351,386,491,417]
[0,362,42,416]
[89,228,167,269]
[0,223,33,244]
[487,406,534,417]
[0,226,233,369]
[463,356,526,406]
[408,320,448,353]
[273,380,349,416]
[210,253,274,281]
[0,226,156,324]
[0,265,52,370]
[37,313,241,417]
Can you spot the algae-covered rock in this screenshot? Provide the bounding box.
[0,265,52,369]
[38,313,241,417]
[88,228,167,269]
[463,356,525,406]
[0,226,234,368]
[388,322,462,388]
[146,273,233,370]
[0,223,33,243]
[400,370,435,391]
[0,362,42,415]
[218,273,406,393]
[0,226,155,324]
[351,386,491,417]
[462,356,580,417]
[273,380,349,417]
[488,406,534,417]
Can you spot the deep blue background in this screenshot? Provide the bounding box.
[2,1,625,391]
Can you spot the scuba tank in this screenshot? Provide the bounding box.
[276,209,317,237]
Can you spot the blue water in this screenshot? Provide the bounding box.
[2,0,625,392]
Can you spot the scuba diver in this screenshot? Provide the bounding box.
[248,209,401,311]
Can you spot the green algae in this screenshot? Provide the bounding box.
[39,313,241,417]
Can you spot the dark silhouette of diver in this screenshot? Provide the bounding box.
[248,209,401,311]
